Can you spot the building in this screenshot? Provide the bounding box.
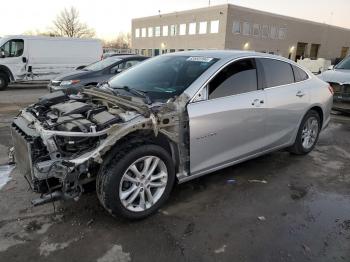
[131,4,350,61]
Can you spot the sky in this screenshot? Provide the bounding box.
[1,0,349,40]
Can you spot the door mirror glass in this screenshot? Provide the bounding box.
[328,65,334,70]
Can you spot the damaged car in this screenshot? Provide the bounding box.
[11,51,333,219]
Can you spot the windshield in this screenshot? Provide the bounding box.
[84,57,122,71]
[335,56,350,70]
[108,55,218,101]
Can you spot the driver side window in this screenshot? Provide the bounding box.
[208,58,258,99]
[110,60,140,74]
[0,39,24,58]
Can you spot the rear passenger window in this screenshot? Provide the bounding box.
[258,58,294,88]
[208,59,257,99]
[292,65,309,82]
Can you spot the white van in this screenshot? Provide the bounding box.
[0,35,103,90]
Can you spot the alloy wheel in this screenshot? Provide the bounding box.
[301,116,319,150]
[119,156,168,212]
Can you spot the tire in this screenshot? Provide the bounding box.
[96,143,175,220]
[0,72,9,91]
[288,110,321,155]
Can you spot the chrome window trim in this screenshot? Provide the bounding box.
[189,55,312,103]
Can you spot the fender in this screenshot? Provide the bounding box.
[0,64,15,82]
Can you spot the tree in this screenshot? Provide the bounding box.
[52,7,95,38]
[104,32,131,49]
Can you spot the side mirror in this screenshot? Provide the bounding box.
[328,65,334,70]
[0,51,5,58]
[117,68,124,73]
[22,57,27,63]
[192,86,208,102]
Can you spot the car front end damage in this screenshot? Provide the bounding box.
[11,88,189,206]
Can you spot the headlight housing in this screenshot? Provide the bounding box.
[60,80,80,86]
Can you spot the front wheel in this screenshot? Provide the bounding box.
[0,73,9,91]
[96,144,175,220]
[288,110,321,155]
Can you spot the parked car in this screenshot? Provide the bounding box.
[102,52,136,59]
[0,35,102,90]
[12,51,332,219]
[48,55,148,94]
[319,55,350,113]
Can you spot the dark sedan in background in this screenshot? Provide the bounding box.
[48,55,148,94]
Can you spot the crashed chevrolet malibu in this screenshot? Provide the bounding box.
[12,51,333,219]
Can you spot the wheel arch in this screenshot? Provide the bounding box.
[102,129,180,174]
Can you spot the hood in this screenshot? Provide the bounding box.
[319,69,350,84]
[53,70,92,81]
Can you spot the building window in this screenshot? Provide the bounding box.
[242,22,251,36]
[232,21,241,34]
[210,20,219,33]
[189,22,196,35]
[252,24,260,37]
[170,25,177,36]
[270,26,277,39]
[199,21,207,34]
[278,28,287,40]
[179,24,186,35]
[135,28,140,38]
[262,25,269,38]
[162,25,168,36]
[148,27,153,37]
[141,28,146,37]
[155,26,161,37]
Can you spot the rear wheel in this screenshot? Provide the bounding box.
[0,73,9,91]
[96,144,175,220]
[288,110,321,155]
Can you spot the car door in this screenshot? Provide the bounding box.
[0,39,26,80]
[256,58,310,148]
[187,58,267,175]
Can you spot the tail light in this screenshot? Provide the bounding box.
[328,85,334,95]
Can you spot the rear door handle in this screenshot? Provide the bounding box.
[296,90,305,97]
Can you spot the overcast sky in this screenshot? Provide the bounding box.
[1,0,349,40]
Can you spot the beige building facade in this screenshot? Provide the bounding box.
[131,4,350,61]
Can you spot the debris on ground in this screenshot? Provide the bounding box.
[257,216,266,221]
[248,179,268,184]
[86,219,94,227]
[302,244,311,253]
[183,222,195,236]
[341,220,350,230]
[226,179,236,184]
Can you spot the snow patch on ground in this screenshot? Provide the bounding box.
[0,164,15,190]
[97,244,131,262]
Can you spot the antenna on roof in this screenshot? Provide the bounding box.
[158,10,161,17]
[209,0,211,6]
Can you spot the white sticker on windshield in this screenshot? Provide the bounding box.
[187,57,214,63]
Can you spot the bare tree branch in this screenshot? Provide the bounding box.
[52,7,95,38]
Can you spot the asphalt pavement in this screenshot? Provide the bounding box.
[0,85,349,262]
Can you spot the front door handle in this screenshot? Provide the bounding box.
[251,99,264,106]
[296,90,305,97]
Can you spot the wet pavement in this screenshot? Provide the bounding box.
[0,86,349,262]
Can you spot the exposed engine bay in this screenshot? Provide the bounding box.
[11,88,189,206]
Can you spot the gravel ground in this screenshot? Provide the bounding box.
[0,85,349,262]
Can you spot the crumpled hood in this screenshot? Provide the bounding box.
[319,69,350,84]
[53,70,91,81]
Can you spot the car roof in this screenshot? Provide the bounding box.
[165,50,293,63]
[105,54,148,60]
